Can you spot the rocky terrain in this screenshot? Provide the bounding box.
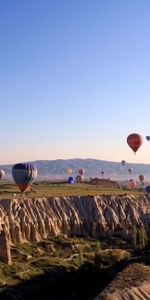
[0,195,150,299]
[94,263,150,300]
[0,194,149,245]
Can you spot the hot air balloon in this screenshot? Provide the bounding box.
[139,174,144,182]
[128,168,133,174]
[127,133,143,154]
[121,160,125,166]
[67,168,72,175]
[76,175,84,183]
[146,136,150,141]
[67,176,74,183]
[101,171,105,177]
[12,163,37,192]
[128,179,136,188]
[145,186,150,193]
[0,170,5,181]
[79,169,84,176]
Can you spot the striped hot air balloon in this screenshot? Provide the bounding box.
[12,163,37,192]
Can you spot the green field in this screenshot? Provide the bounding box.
[0,181,143,199]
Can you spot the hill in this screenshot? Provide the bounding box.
[1,158,150,181]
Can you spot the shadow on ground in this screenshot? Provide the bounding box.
[0,262,114,300]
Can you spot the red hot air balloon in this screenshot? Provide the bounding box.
[128,179,136,188]
[127,133,143,154]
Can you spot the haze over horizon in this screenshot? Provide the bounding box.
[1,1,150,165]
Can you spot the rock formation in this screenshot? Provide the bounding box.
[0,194,149,244]
[94,263,150,300]
[0,227,11,265]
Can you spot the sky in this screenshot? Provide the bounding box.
[1,0,150,164]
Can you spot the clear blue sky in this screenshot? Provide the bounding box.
[1,0,150,164]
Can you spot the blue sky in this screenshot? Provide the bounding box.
[1,0,150,164]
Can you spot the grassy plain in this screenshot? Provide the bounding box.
[0,180,143,199]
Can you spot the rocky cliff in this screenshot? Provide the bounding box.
[0,194,149,244]
[94,263,150,300]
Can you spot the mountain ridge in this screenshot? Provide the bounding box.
[1,158,150,180]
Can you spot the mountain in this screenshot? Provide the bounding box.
[1,158,150,181]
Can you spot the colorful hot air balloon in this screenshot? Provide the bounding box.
[121,160,125,166]
[128,168,133,174]
[146,136,150,141]
[139,174,144,182]
[12,163,37,192]
[76,175,84,183]
[67,176,74,183]
[128,179,136,188]
[0,170,5,181]
[79,169,84,176]
[67,168,72,175]
[127,133,143,154]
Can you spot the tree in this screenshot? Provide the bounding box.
[78,248,83,265]
[138,225,148,250]
[132,224,137,249]
[94,242,101,269]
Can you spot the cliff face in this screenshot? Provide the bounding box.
[0,194,150,244]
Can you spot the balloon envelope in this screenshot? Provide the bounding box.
[127,133,143,154]
[67,168,72,175]
[78,169,84,176]
[139,174,144,182]
[76,175,84,183]
[121,160,125,166]
[145,186,150,193]
[128,179,136,188]
[0,170,5,181]
[101,171,105,176]
[128,168,133,174]
[67,176,74,183]
[146,136,150,141]
[12,163,37,192]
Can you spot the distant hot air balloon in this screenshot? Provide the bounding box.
[127,133,143,154]
[121,160,125,166]
[128,179,136,188]
[146,136,150,141]
[76,175,84,183]
[78,169,84,176]
[67,176,74,183]
[67,168,72,175]
[12,163,37,192]
[128,168,133,174]
[0,170,5,181]
[145,186,150,193]
[101,171,105,177]
[139,174,144,182]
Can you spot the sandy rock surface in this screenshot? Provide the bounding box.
[0,194,149,244]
